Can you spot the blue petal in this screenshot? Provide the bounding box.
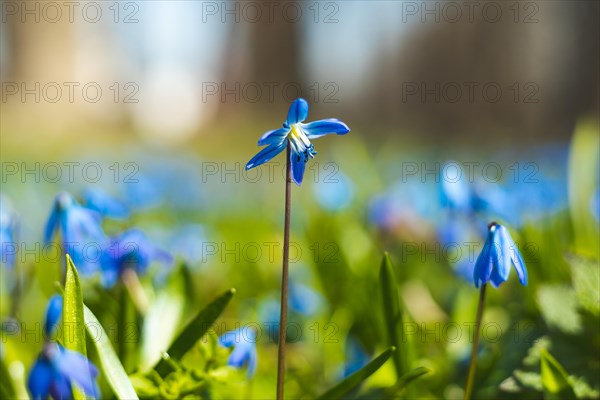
[44,206,59,244]
[473,242,492,288]
[246,141,287,170]
[44,295,63,337]
[289,283,322,316]
[505,230,528,286]
[286,98,309,126]
[27,358,53,400]
[83,188,129,219]
[219,329,243,348]
[55,348,99,396]
[291,151,307,186]
[302,119,350,139]
[246,346,257,378]
[258,128,290,146]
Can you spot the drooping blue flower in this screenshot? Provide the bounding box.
[28,342,99,400]
[44,192,105,275]
[473,223,527,288]
[99,228,173,288]
[219,328,258,378]
[246,98,350,185]
[83,188,129,219]
[44,295,63,337]
[0,202,17,270]
[28,295,99,399]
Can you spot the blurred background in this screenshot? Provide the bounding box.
[1,1,599,399]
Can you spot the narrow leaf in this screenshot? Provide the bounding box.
[396,366,430,390]
[380,252,405,378]
[316,347,396,400]
[154,288,236,376]
[63,254,86,356]
[84,305,139,400]
[540,348,576,400]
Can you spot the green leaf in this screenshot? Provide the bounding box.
[83,305,139,400]
[380,253,406,379]
[540,348,577,400]
[140,272,185,371]
[396,366,430,390]
[316,347,395,400]
[63,254,87,356]
[154,288,236,376]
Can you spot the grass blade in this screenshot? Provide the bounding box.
[379,252,405,378]
[84,305,139,400]
[63,254,86,356]
[316,347,395,400]
[154,288,236,376]
[540,348,577,400]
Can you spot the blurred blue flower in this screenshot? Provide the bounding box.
[246,98,350,185]
[168,224,207,266]
[344,336,370,377]
[44,295,63,337]
[219,328,258,378]
[99,228,173,288]
[28,295,99,399]
[289,282,323,316]
[122,173,163,210]
[28,343,99,400]
[44,192,105,275]
[473,223,527,288]
[0,202,17,270]
[312,170,354,211]
[439,161,472,213]
[83,188,129,219]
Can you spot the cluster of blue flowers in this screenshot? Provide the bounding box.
[44,191,172,287]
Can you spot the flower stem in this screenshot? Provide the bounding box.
[276,143,292,400]
[464,284,487,400]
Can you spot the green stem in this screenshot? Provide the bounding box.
[276,143,292,400]
[464,284,487,400]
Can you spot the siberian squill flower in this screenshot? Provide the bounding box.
[246,98,350,185]
[218,328,258,378]
[44,192,105,275]
[99,228,173,288]
[28,295,99,400]
[83,188,129,219]
[473,222,527,288]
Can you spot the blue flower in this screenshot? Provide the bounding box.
[83,188,129,219]
[44,295,63,337]
[99,228,173,288]
[219,328,258,378]
[44,192,105,275]
[28,343,99,400]
[0,203,17,270]
[28,295,99,399]
[473,223,527,288]
[344,336,370,377]
[439,161,472,213]
[246,98,350,185]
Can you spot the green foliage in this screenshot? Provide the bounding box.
[84,305,139,400]
[153,288,236,377]
[316,347,396,400]
[540,348,577,400]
